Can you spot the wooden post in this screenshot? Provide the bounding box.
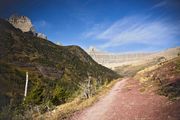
[24,72,29,100]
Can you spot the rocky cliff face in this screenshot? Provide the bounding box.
[8,15,47,39]
[8,15,34,32]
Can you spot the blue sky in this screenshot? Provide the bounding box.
[1,0,180,53]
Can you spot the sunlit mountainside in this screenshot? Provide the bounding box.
[0,18,119,119]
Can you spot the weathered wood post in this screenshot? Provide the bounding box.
[24,71,29,100]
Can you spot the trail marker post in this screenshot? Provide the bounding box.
[24,71,29,100]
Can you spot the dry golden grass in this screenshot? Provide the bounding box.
[36,79,120,120]
[134,64,159,83]
[133,64,161,93]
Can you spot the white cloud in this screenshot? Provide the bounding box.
[83,15,179,49]
[56,42,62,45]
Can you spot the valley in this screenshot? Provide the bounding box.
[0,14,180,120]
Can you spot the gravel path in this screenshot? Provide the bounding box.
[67,78,180,120]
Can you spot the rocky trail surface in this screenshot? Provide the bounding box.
[67,78,180,120]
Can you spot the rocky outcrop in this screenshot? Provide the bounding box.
[8,14,47,39]
[36,33,47,39]
[8,15,34,32]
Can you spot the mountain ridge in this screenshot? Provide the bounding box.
[87,46,180,69]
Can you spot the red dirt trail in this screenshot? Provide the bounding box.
[67,78,180,120]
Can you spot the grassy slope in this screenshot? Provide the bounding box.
[114,58,161,77]
[39,79,119,120]
[0,19,119,113]
[135,56,180,100]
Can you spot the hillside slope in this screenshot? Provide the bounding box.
[0,18,119,113]
[135,56,180,100]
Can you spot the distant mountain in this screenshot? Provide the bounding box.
[148,47,180,60]
[87,46,180,69]
[0,18,119,111]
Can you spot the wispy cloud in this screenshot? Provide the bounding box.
[152,0,167,9]
[83,15,180,50]
[34,20,51,30]
[82,23,107,38]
